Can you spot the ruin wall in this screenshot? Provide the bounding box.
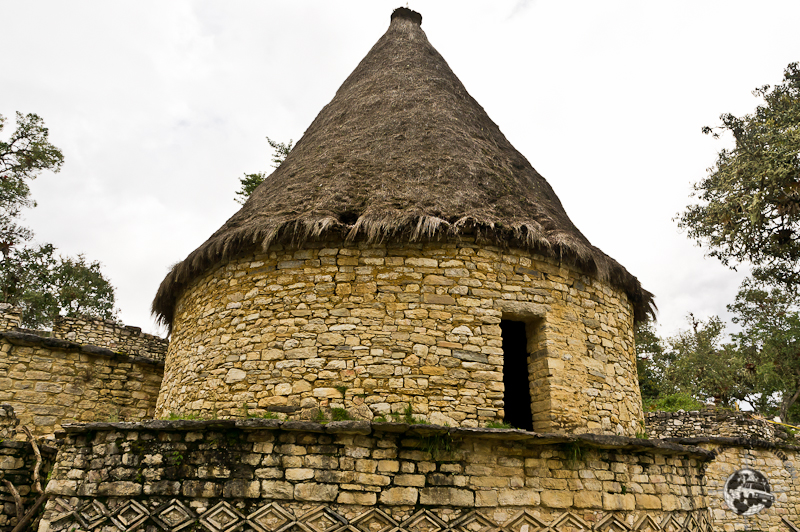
[39,420,712,532]
[158,239,642,437]
[52,316,168,362]
[646,409,790,441]
[701,443,800,532]
[0,331,163,437]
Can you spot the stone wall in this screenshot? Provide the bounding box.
[52,316,168,362]
[0,305,21,333]
[646,409,790,441]
[38,420,712,532]
[0,331,163,437]
[0,437,58,531]
[701,443,800,532]
[0,405,18,441]
[158,238,642,437]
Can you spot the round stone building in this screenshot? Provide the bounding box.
[152,8,654,437]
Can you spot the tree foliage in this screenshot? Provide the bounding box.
[729,279,800,422]
[0,112,117,328]
[662,314,748,407]
[634,321,663,405]
[636,315,754,411]
[679,62,800,287]
[234,137,293,204]
[0,112,64,253]
[0,244,116,329]
[636,283,800,423]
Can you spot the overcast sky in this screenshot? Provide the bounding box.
[3,1,799,338]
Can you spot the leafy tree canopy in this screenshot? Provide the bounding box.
[729,278,800,422]
[679,62,800,287]
[0,112,117,328]
[234,137,293,204]
[0,243,116,329]
[660,314,749,408]
[634,320,663,405]
[0,112,64,253]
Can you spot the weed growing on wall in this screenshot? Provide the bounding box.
[391,404,428,424]
[331,408,351,422]
[419,432,457,461]
[561,442,587,469]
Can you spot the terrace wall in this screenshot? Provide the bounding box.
[0,332,163,438]
[38,420,712,532]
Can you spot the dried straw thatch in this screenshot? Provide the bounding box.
[153,7,655,327]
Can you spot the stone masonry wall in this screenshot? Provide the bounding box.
[0,305,21,333]
[52,316,168,362]
[0,405,18,441]
[39,420,712,532]
[158,238,642,436]
[0,332,163,438]
[701,443,799,532]
[0,437,58,531]
[646,409,789,441]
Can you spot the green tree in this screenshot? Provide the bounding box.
[678,62,800,287]
[234,137,293,204]
[634,320,664,405]
[0,245,117,329]
[0,112,64,253]
[729,279,800,422]
[0,112,117,328]
[659,314,749,408]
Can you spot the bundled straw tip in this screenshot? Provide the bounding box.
[391,7,422,25]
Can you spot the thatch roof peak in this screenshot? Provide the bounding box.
[391,7,422,25]
[152,8,655,327]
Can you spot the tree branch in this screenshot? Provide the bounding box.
[11,492,48,532]
[21,426,43,494]
[2,479,24,521]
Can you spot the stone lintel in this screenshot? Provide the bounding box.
[494,300,549,320]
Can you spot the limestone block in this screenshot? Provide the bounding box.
[602,493,635,511]
[295,482,339,502]
[223,479,261,498]
[97,481,142,497]
[419,487,474,506]
[540,490,573,508]
[573,490,602,508]
[379,487,419,505]
[337,491,378,505]
[497,489,540,506]
[261,480,294,500]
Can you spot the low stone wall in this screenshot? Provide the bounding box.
[52,316,168,362]
[0,331,163,438]
[0,305,21,333]
[646,409,789,441]
[0,438,58,531]
[38,420,713,532]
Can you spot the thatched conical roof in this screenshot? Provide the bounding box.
[153,7,655,327]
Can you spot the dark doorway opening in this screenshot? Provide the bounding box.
[501,320,534,431]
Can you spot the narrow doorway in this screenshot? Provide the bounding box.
[500,320,534,431]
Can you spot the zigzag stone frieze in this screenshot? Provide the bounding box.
[42,499,716,532]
